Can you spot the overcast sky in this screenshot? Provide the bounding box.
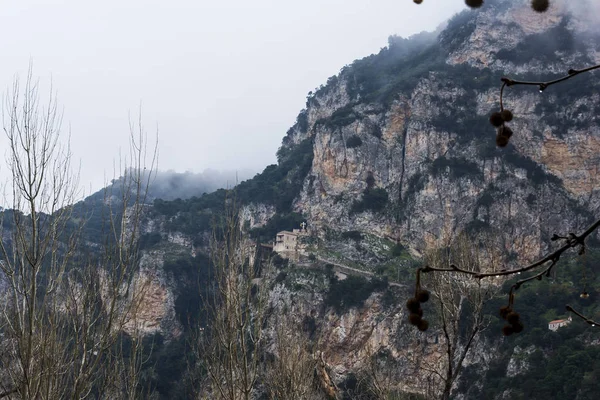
[0,0,467,196]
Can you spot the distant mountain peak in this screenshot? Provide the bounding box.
[442,0,600,71]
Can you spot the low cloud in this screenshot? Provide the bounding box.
[146,168,255,201]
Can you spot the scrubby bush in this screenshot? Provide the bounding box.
[350,188,389,214]
[346,134,363,148]
[341,230,363,241]
[390,243,405,257]
[274,271,287,284]
[139,232,162,249]
[250,212,305,243]
[325,275,389,313]
[271,253,289,269]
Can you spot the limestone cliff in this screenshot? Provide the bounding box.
[280,0,600,266]
[103,1,600,398]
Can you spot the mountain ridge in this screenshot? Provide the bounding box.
[41,1,600,397]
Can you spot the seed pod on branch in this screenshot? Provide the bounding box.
[489,112,504,127]
[499,306,512,320]
[506,312,521,325]
[531,0,550,13]
[502,325,514,336]
[416,289,430,303]
[501,109,513,122]
[498,126,513,139]
[465,0,484,8]
[409,313,423,326]
[512,321,524,333]
[406,298,421,313]
[496,134,509,148]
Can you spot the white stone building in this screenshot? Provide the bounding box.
[548,315,572,331]
[274,230,299,253]
[273,223,308,260]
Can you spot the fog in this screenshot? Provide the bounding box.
[2,0,593,204]
[563,0,600,29]
[147,169,255,201]
[0,0,467,200]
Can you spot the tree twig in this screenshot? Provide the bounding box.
[422,217,600,280]
[0,388,17,399]
[500,64,600,110]
[566,305,600,328]
[417,217,600,336]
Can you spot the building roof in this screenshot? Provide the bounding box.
[277,230,298,236]
[549,319,569,324]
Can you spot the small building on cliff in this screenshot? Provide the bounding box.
[548,315,572,331]
[273,223,308,260]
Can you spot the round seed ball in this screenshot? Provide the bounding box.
[498,126,513,138]
[409,313,422,326]
[501,109,513,122]
[499,306,512,320]
[416,289,430,303]
[407,298,421,313]
[489,112,504,127]
[465,0,484,8]
[496,134,509,148]
[531,0,550,13]
[512,321,524,333]
[507,312,520,325]
[502,325,514,336]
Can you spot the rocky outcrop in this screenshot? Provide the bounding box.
[240,203,277,229]
[251,4,600,394]
[95,1,600,397]
[122,259,180,338]
[285,0,600,265]
[506,345,536,378]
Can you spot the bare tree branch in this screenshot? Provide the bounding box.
[0,69,158,399]
[421,218,600,278]
[500,64,600,101]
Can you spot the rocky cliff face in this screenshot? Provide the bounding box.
[105,1,600,397]
[282,0,600,266]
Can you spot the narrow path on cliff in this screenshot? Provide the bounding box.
[311,255,405,288]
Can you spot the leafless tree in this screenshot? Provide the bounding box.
[0,69,157,399]
[411,234,499,400]
[355,343,404,400]
[0,67,83,399]
[264,312,320,400]
[193,198,269,400]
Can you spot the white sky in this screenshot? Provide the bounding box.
[0,0,467,196]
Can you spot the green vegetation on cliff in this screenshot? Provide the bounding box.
[150,137,313,238]
[458,250,600,400]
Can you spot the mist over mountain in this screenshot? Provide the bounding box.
[2,1,600,399]
[129,0,600,397]
[147,168,255,201]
